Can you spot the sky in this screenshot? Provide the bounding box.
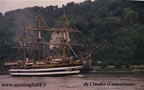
[0,0,86,14]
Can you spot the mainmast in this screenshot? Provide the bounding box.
[62,7,68,61]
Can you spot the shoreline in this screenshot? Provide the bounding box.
[90,70,144,74]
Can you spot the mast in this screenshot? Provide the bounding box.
[62,6,68,61]
[37,13,42,61]
[23,24,26,64]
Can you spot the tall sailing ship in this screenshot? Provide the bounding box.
[4,10,106,76]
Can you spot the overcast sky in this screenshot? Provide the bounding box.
[0,0,86,14]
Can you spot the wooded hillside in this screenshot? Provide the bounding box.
[0,0,144,70]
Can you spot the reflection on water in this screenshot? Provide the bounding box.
[0,72,144,90]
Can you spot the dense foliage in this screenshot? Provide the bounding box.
[0,0,144,70]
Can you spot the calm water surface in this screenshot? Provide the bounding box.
[0,72,144,90]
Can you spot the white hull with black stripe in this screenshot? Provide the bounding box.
[9,65,83,76]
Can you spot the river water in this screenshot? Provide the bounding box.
[0,72,144,90]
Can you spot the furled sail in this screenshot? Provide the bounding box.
[49,30,70,49]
